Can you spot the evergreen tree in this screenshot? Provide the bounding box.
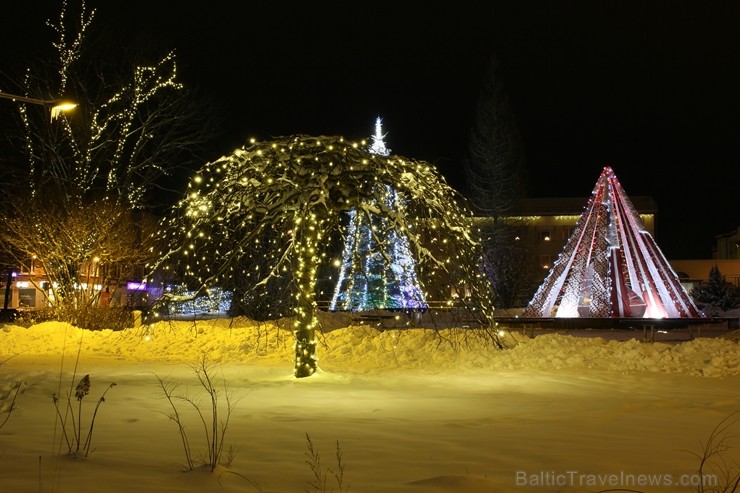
[690,265,738,316]
[329,118,426,311]
[464,54,534,308]
[464,55,526,219]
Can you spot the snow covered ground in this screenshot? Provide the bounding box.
[1,316,739,492]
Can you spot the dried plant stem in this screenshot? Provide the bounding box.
[0,381,22,430]
[83,383,117,457]
[51,396,73,451]
[51,373,115,457]
[690,410,740,493]
[76,398,83,453]
[155,374,195,470]
[304,433,349,493]
[155,355,239,472]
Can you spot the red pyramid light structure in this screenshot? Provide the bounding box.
[522,166,703,319]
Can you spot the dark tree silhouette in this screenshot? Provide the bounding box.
[690,265,738,316]
[465,54,527,219]
[464,54,535,308]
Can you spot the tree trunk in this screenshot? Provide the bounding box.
[292,214,322,378]
[3,269,12,310]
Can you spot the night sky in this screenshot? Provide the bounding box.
[3,1,739,259]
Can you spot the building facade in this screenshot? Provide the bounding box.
[507,196,656,275]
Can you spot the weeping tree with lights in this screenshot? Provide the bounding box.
[0,0,214,326]
[150,135,499,378]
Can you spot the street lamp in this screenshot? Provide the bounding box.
[0,90,77,321]
[0,90,77,121]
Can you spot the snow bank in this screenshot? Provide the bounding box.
[2,318,739,377]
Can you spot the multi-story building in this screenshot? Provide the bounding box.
[669,227,740,290]
[0,258,149,313]
[714,227,740,260]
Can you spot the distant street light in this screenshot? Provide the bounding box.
[0,90,77,320]
[0,90,77,121]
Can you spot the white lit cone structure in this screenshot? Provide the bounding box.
[522,166,703,319]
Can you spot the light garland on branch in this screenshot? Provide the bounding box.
[151,134,496,378]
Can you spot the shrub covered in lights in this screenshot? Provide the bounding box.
[151,135,496,378]
[157,285,232,318]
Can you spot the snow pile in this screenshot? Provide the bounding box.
[1,318,738,377]
[498,334,740,376]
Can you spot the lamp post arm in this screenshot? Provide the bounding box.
[0,91,57,106]
[0,91,77,121]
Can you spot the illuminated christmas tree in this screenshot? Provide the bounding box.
[522,166,703,319]
[329,118,427,311]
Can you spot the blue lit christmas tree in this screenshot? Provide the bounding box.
[330,118,427,311]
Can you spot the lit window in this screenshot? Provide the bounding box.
[539,255,552,269]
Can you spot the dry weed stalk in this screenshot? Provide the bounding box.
[155,355,242,471]
[304,433,349,493]
[0,356,23,430]
[689,410,740,493]
[52,374,117,457]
